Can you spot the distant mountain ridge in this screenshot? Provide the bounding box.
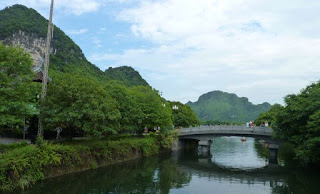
[0,4,148,87]
[187,91,271,122]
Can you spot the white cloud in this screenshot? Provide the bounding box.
[92,37,102,48]
[2,0,319,104]
[91,0,320,104]
[66,28,88,35]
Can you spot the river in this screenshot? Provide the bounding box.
[17,136,320,194]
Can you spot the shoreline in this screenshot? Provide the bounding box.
[0,135,176,191]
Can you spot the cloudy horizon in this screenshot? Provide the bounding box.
[1,0,319,105]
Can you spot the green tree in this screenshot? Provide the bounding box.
[170,101,200,127]
[0,42,39,129]
[129,86,173,131]
[255,103,283,127]
[43,74,121,136]
[103,80,144,133]
[273,81,320,164]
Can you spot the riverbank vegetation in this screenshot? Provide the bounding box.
[0,42,196,191]
[254,103,283,126]
[0,133,178,191]
[0,43,199,138]
[256,81,320,165]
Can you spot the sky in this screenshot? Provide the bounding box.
[1,0,320,105]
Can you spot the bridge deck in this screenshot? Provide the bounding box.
[179,125,272,137]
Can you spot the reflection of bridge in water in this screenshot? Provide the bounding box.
[177,125,280,163]
[176,155,287,189]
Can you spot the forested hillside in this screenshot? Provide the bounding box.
[0,4,201,136]
[187,91,271,123]
[0,4,148,87]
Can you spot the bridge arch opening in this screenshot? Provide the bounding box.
[178,125,280,166]
[179,136,277,170]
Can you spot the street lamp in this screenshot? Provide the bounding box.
[173,105,179,110]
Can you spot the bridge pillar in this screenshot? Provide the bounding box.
[198,140,212,157]
[268,144,279,164]
[172,139,185,151]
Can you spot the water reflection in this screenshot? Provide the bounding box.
[14,153,191,194]
[210,137,269,170]
[11,137,320,194]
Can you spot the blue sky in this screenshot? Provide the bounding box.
[1,0,320,105]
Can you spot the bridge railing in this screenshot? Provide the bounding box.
[180,125,272,135]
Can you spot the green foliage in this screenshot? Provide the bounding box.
[0,135,170,191]
[0,42,40,129]
[43,74,121,136]
[35,136,45,149]
[0,5,150,87]
[0,5,173,137]
[254,140,270,159]
[40,72,174,137]
[103,80,143,133]
[0,5,47,39]
[0,4,105,80]
[255,103,283,126]
[169,101,200,127]
[277,142,298,167]
[272,81,320,164]
[0,143,63,190]
[0,142,28,154]
[187,90,271,122]
[104,66,149,87]
[128,86,173,130]
[158,129,178,150]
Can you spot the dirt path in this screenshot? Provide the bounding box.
[0,137,31,144]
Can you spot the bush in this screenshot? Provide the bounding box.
[158,129,178,150]
[0,143,62,190]
[0,142,28,153]
[0,135,168,191]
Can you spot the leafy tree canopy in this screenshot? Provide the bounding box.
[43,74,121,136]
[169,101,200,127]
[255,103,283,126]
[128,86,173,130]
[103,80,144,133]
[267,81,320,164]
[0,42,40,129]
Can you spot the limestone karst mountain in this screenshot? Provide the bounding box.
[187,91,271,123]
[0,4,149,86]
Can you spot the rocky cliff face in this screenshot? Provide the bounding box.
[1,30,56,72]
[0,4,150,86]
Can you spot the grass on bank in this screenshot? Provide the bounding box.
[0,131,177,191]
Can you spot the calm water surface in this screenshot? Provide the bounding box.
[16,136,320,194]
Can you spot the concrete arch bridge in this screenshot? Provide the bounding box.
[177,125,280,163]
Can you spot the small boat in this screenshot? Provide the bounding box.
[241,137,246,142]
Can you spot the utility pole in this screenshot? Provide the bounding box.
[38,0,54,137]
